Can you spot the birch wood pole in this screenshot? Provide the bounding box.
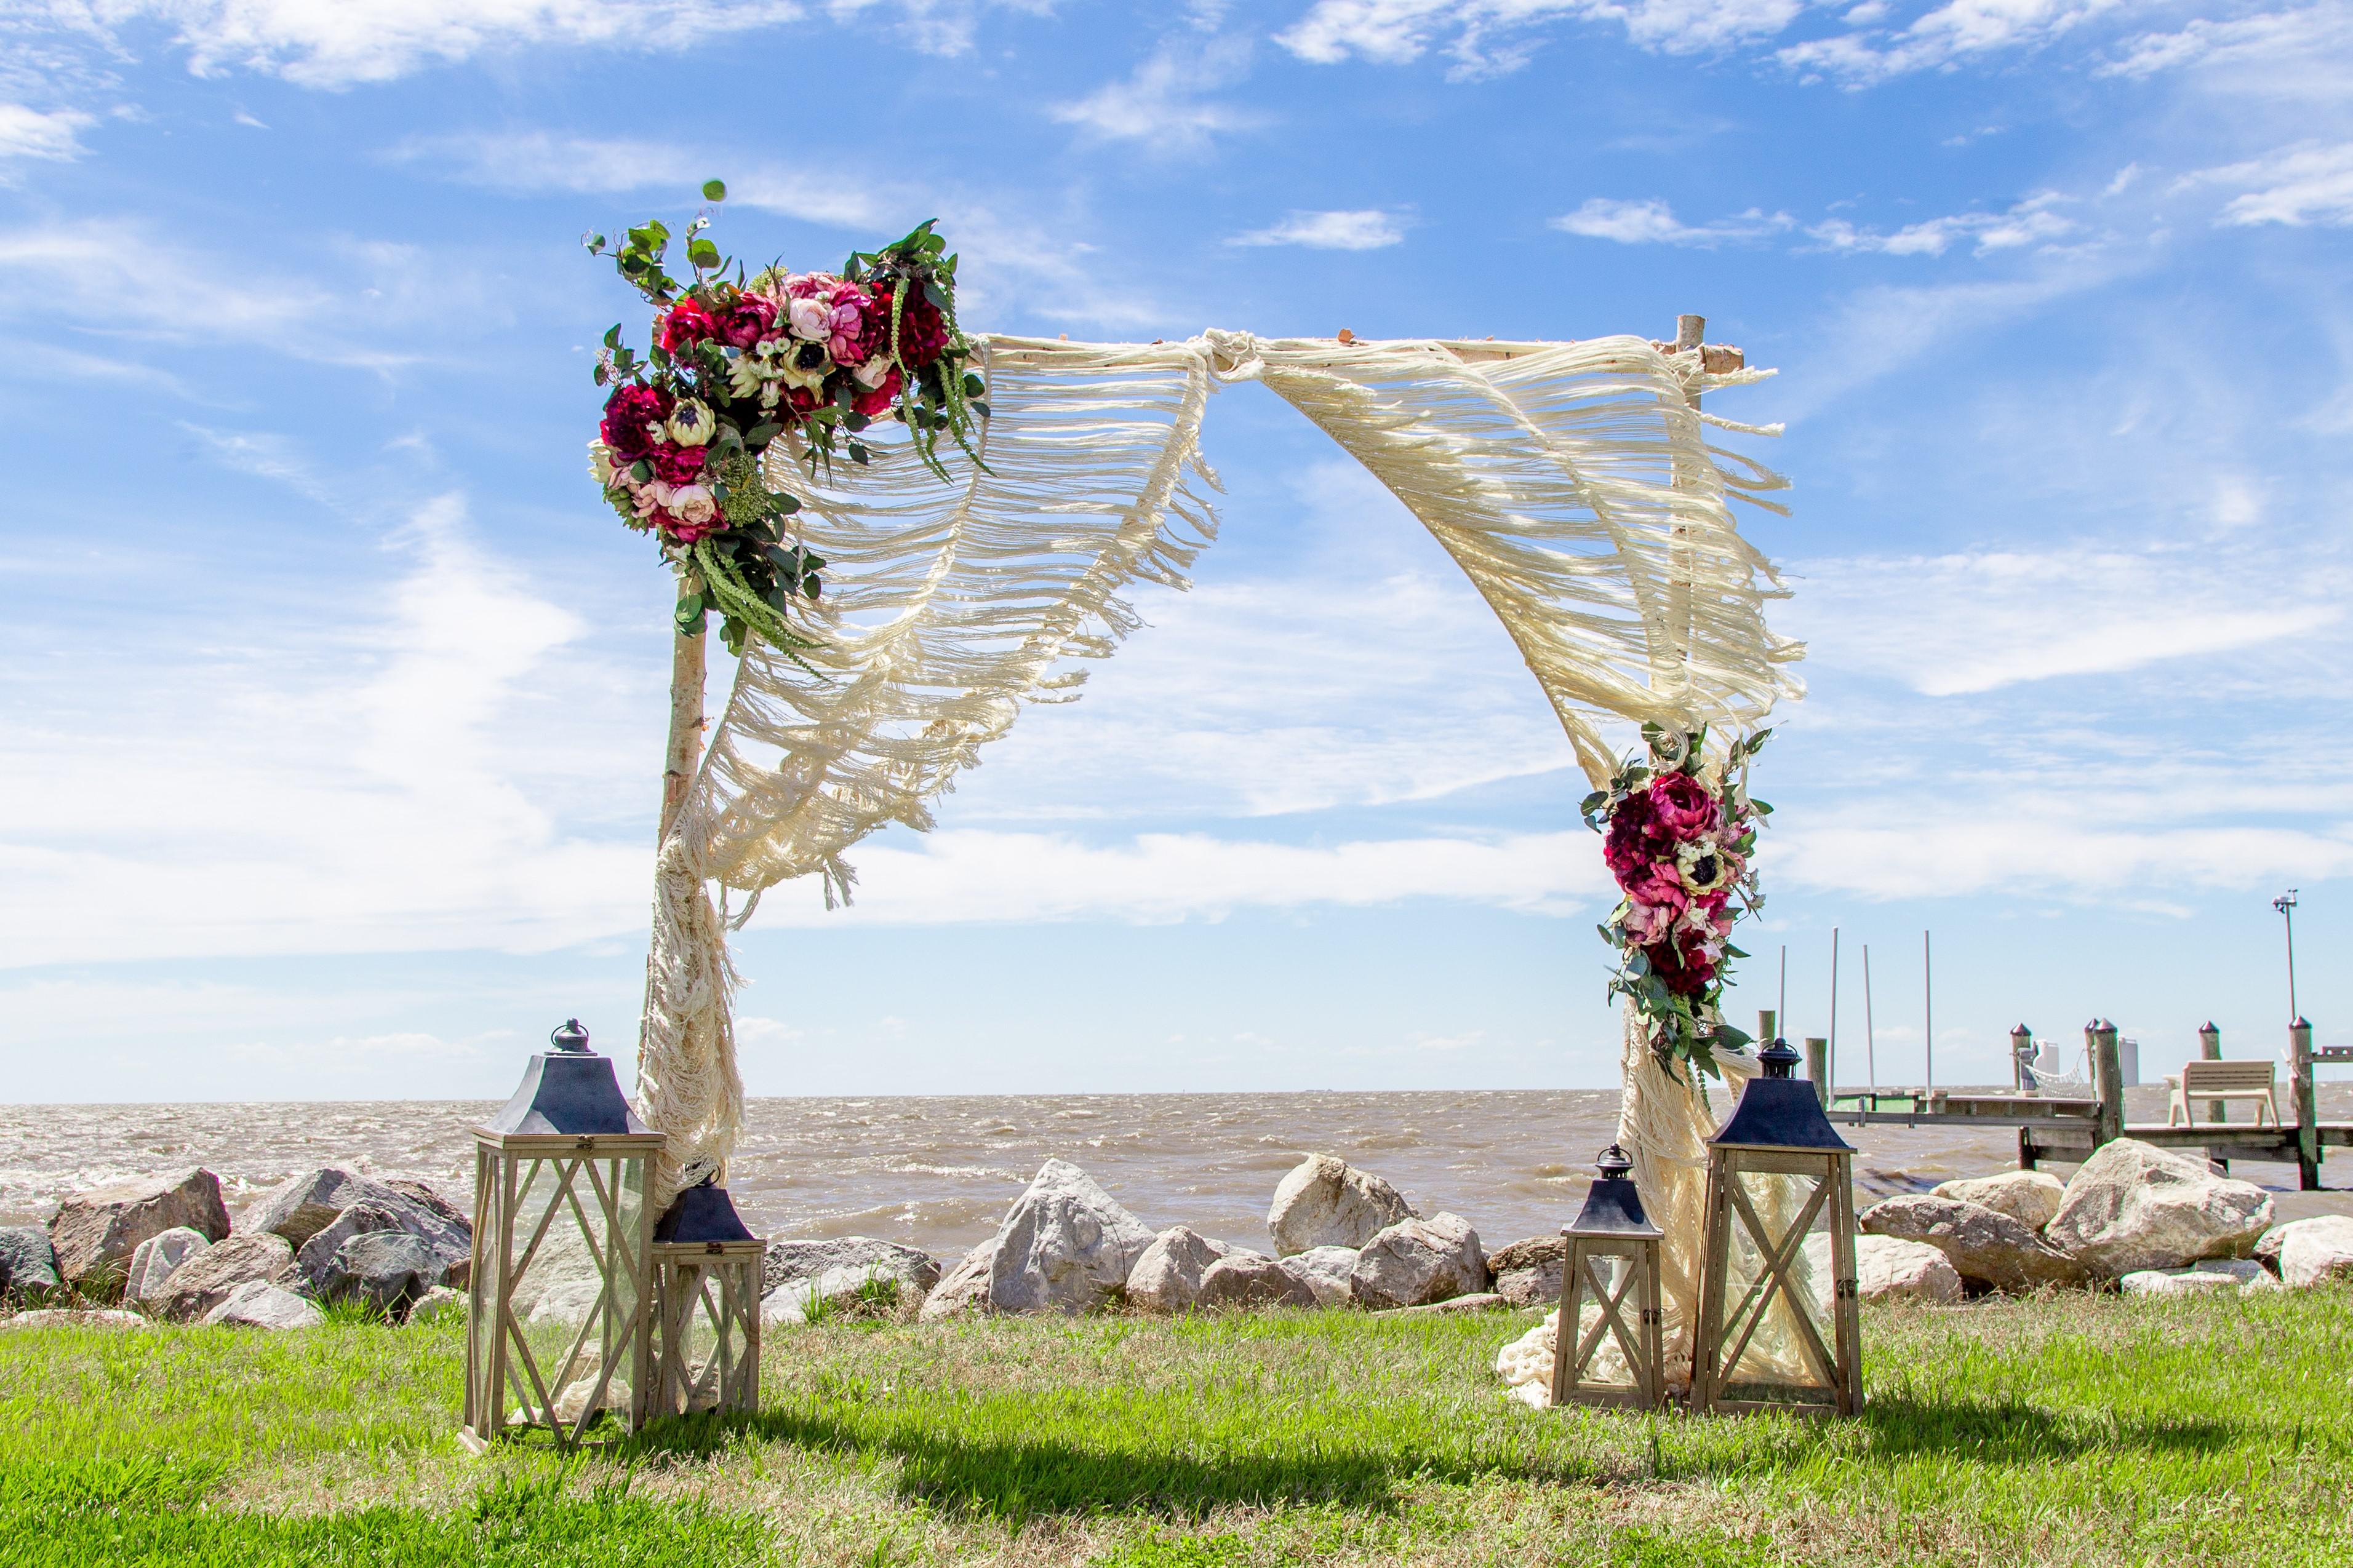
[658,600,708,843]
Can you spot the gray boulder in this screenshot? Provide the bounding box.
[1350,1212,1487,1310]
[1805,1232,1964,1305]
[48,1168,230,1298]
[762,1236,938,1298]
[921,1240,996,1321]
[1931,1171,2065,1232]
[1124,1226,1232,1315]
[322,1230,443,1317]
[1487,1235,1567,1310]
[1276,1245,1359,1308]
[0,1227,62,1298]
[1267,1154,1414,1256]
[244,1168,393,1250]
[2267,1215,2353,1287]
[158,1234,296,1323]
[203,1280,324,1330]
[2043,1139,2274,1278]
[294,1195,469,1298]
[382,1179,469,1229]
[1197,1252,1318,1310]
[126,1227,212,1308]
[1862,1195,2087,1291]
[985,1159,1156,1315]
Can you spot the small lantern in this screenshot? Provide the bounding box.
[648,1181,764,1420]
[1692,1033,1863,1417]
[1550,1144,1666,1411]
[463,1020,663,1448]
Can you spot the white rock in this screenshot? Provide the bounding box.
[408,1285,467,1323]
[762,1237,938,1298]
[1197,1252,1318,1310]
[2271,1215,2353,1288]
[158,1234,295,1323]
[1931,1171,2066,1232]
[2121,1267,2241,1297]
[1,1308,150,1331]
[2193,1258,2281,1291]
[2043,1139,2274,1279]
[1124,1226,1232,1315]
[1276,1245,1359,1308]
[126,1227,211,1308]
[1267,1155,1413,1256]
[762,1262,914,1326]
[1486,1236,1567,1310]
[920,1240,996,1321]
[1349,1212,1487,1310]
[49,1168,230,1297]
[1804,1232,1964,1305]
[202,1280,324,1329]
[985,1159,1155,1315]
[528,1278,607,1330]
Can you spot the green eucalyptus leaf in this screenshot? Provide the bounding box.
[702,178,727,202]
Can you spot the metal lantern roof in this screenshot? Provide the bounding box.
[1710,1036,1853,1153]
[479,1020,654,1139]
[1565,1144,1661,1238]
[652,1181,758,1245]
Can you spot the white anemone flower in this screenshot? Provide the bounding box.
[1675,838,1735,894]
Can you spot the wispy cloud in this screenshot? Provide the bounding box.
[1279,0,1805,78]
[1226,209,1408,249]
[1807,193,2078,257]
[0,101,92,162]
[1550,197,1791,247]
[1051,36,1261,152]
[2181,141,2353,228]
[1779,0,2123,85]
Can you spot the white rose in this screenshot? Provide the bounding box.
[853,354,893,389]
[669,484,718,525]
[786,296,832,341]
[588,442,616,487]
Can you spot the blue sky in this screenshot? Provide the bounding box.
[1,0,2347,1105]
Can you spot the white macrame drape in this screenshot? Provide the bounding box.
[634,330,1802,1219]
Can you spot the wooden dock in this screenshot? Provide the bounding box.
[1814,1020,2349,1190]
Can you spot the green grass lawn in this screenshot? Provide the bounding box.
[2,1287,2348,1566]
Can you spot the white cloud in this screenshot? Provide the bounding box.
[1550,197,1791,247]
[756,826,1607,925]
[1789,545,2346,697]
[0,101,92,161]
[1279,0,1806,78]
[2183,141,2353,229]
[1050,36,1261,152]
[2101,4,2353,92]
[1778,0,2122,84]
[1226,209,1408,249]
[1781,814,2353,901]
[1808,193,2077,257]
[388,130,888,229]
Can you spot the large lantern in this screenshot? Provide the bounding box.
[463,1020,663,1448]
[648,1181,764,1420]
[1692,1035,1863,1417]
[1550,1144,1666,1411]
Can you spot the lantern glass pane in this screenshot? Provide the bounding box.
[503,1153,646,1430]
[1720,1169,1832,1390]
[657,1258,746,1416]
[1567,1251,1639,1390]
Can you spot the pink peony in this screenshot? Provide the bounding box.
[1649,772,1719,838]
[1624,897,1679,946]
[718,293,777,349]
[645,442,708,485]
[786,295,832,341]
[658,297,720,354]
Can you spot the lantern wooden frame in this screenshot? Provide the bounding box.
[648,1183,764,1420]
[1692,1037,1863,1419]
[1551,1145,1666,1411]
[463,1023,663,1449]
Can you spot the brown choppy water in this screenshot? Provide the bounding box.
[3,1087,2346,1257]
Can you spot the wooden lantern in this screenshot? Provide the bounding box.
[1692,1034,1863,1417]
[648,1182,764,1420]
[463,1020,663,1448]
[1550,1143,1666,1411]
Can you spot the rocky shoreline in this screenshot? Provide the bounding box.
[3,1140,2349,1340]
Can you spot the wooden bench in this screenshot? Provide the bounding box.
[2164,1060,2279,1126]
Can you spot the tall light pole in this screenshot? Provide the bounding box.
[2274,889,2299,1022]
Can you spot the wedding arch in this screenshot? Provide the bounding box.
[589,216,1803,1380]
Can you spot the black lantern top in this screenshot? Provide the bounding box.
[1565,1142,1661,1238]
[652,1180,759,1245]
[479,1021,655,1139]
[1711,1035,1853,1152]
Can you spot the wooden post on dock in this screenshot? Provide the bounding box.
[1805,1037,1828,1106]
[2091,1020,2124,1150]
[2010,1024,2032,1091]
[2291,1017,2320,1190]
[2198,1021,2224,1123]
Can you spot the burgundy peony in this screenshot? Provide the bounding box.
[1648,943,1715,997]
[599,384,671,458]
[881,281,950,366]
[658,297,720,353]
[1650,772,1719,838]
[852,365,903,418]
[717,293,777,349]
[645,442,708,485]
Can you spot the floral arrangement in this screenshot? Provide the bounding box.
[1583,725,1772,1082]
[585,180,986,658]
